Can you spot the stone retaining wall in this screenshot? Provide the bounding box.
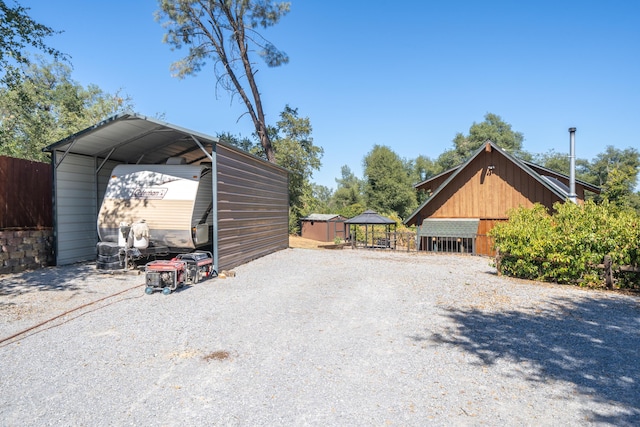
[0,228,54,274]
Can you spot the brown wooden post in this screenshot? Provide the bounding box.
[604,255,613,289]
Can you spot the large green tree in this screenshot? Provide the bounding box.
[0,0,65,76]
[270,105,323,210]
[586,146,640,208]
[535,146,640,209]
[216,131,254,152]
[532,149,592,183]
[296,182,332,219]
[410,154,438,204]
[0,60,131,161]
[156,0,290,163]
[585,146,639,188]
[218,105,323,231]
[331,165,363,210]
[436,113,527,171]
[363,145,417,219]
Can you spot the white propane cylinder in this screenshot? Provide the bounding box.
[134,235,149,249]
[131,220,150,249]
[118,222,131,247]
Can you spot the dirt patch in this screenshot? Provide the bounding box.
[288,235,323,249]
[203,350,231,361]
[289,235,351,249]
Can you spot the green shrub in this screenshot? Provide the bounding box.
[490,201,640,288]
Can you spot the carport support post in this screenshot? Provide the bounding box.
[191,135,218,272]
[211,145,218,272]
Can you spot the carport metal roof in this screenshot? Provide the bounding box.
[42,112,291,270]
[43,113,220,165]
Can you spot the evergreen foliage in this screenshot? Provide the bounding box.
[218,105,322,233]
[435,113,528,171]
[156,0,290,163]
[363,145,417,219]
[332,165,364,210]
[0,60,131,161]
[0,0,66,73]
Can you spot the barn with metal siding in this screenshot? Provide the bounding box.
[43,113,289,271]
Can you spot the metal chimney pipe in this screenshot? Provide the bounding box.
[568,127,577,203]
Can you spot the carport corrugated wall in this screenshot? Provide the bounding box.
[52,153,98,265]
[215,144,289,271]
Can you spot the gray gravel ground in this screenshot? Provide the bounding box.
[1,248,639,426]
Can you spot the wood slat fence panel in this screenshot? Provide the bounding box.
[0,156,52,229]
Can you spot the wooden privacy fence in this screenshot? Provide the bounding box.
[495,251,640,289]
[601,255,640,289]
[0,156,52,229]
[394,231,417,251]
[349,231,487,254]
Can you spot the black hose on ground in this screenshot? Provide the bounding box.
[0,283,144,345]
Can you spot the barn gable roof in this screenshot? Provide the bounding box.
[404,140,601,226]
[522,160,601,194]
[413,166,458,189]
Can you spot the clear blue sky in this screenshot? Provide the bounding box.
[21,0,640,190]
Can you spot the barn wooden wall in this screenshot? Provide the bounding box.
[422,150,564,219]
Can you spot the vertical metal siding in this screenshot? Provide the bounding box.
[215,145,288,270]
[53,152,98,265]
[193,167,213,228]
[97,160,120,206]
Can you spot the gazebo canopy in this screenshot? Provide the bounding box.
[345,210,396,249]
[345,210,395,225]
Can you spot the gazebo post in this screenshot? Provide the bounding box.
[344,210,396,251]
[365,224,369,248]
[351,224,355,248]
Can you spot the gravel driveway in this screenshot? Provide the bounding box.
[1,248,639,426]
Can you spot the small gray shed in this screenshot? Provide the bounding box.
[43,113,289,271]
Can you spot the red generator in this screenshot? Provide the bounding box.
[144,251,215,295]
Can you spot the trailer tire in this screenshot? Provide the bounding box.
[97,254,121,263]
[97,242,120,256]
[96,260,124,270]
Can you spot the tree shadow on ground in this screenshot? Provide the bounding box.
[0,263,100,296]
[412,295,640,425]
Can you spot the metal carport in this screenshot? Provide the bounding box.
[43,113,289,271]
